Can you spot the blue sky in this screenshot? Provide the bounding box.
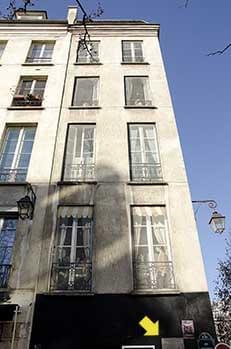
[2,0,230,298]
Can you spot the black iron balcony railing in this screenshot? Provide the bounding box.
[133,261,176,290]
[0,264,11,289]
[26,56,52,63]
[0,168,27,182]
[63,163,95,181]
[131,163,162,181]
[12,94,43,107]
[50,263,92,292]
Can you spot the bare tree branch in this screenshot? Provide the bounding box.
[1,0,35,19]
[207,43,231,56]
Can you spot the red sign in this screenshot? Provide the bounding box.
[215,343,230,349]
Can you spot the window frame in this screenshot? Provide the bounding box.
[71,76,100,108]
[61,123,96,182]
[131,205,175,291]
[26,41,55,64]
[121,40,144,63]
[11,76,47,107]
[127,123,163,182]
[0,125,36,183]
[124,76,153,108]
[0,41,7,61]
[76,40,100,64]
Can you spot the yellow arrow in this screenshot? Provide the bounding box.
[139,316,159,336]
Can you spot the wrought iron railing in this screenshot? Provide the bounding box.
[126,99,152,106]
[0,264,11,289]
[0,321,29,341]
[133,261,176,290]
[0,168,27,182]
[50,263,92,291]
[123,56,144,63]
[63,163,95,181]
[131,163,162,181]
[12,95,43,107]
[26,56,52,63]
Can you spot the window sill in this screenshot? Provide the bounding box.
[68,106,101,110]
[127,181,168,186]
[0,181,28,186]
[74,62,102,66]
[57,180,97,185]
[131,288,180,295]
[124,105,157,109]
[47,291,94,296]
[22,63,54,66]
[7,106,44,110]
[121,62,149,65]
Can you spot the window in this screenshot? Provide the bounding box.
[0,126,36,182]
[72,77,99,107]
[51,206,93,291]
[128,124,162,181]
[132,206,175,290]
[76,41,99,63]
[12,77,47,106]
[122,41,144,63]
[125,76,152,106]
[0,41,7,60]
[26,41,55,63]
[63,125,96,181]
[0,217,17,288]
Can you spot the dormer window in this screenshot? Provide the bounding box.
[15,10,48,20]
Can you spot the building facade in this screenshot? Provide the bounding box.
[0,6,216,349]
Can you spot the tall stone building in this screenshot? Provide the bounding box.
[0,6,216,349]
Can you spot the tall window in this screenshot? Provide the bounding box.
[128,124,162,181]
[0,41,7,59]
[63,125,96,181]
[12,77,47,107]
[51,206,93,291]
[0,127,36,182]
[132,206,175,290]
[125,76,152,106]
[0,217,17,288]
[26,41,55,63]
[76,41,99,63]
[122,41,144,63]
[72,77,99,107]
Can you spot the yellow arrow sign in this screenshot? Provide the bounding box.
[139,316,159,336]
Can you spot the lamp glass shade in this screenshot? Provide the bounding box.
[209,211,225,234]
[17,195,33,220]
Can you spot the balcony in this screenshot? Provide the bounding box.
[63,163,95,181]
[131,163,162,182]
[0,169,27,182]
[50,263,92,292]
[12,94,43,107]
[0,265,11,289]
[133,261,176,290]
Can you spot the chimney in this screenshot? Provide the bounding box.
[67,6,77,24]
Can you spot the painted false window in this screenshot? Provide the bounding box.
[132,206,175,290]
[128,124,162,181]
[125,76,152,106]
[76,41,99,63]
[0,41,7,60]
[0,217,17,288]
[12,77,47,107]
[0,127,36,182]
[122,41,144,63]
[72,77,99,107]
[26,41,55,63]
[51,206,93,292]
[63,125,96,181]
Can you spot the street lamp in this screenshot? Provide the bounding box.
[17,183,36,220]
[192,200,225,234]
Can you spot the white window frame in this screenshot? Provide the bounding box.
[72,77,99,107]
[122,41,144,63]
[26,41,55,63]
[125,76,152,106]
[76,41,100,64]
[0,126,36,182]
[0,41,7,59]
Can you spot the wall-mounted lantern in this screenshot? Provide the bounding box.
[17,183,36,220]
[192,200,225,234]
